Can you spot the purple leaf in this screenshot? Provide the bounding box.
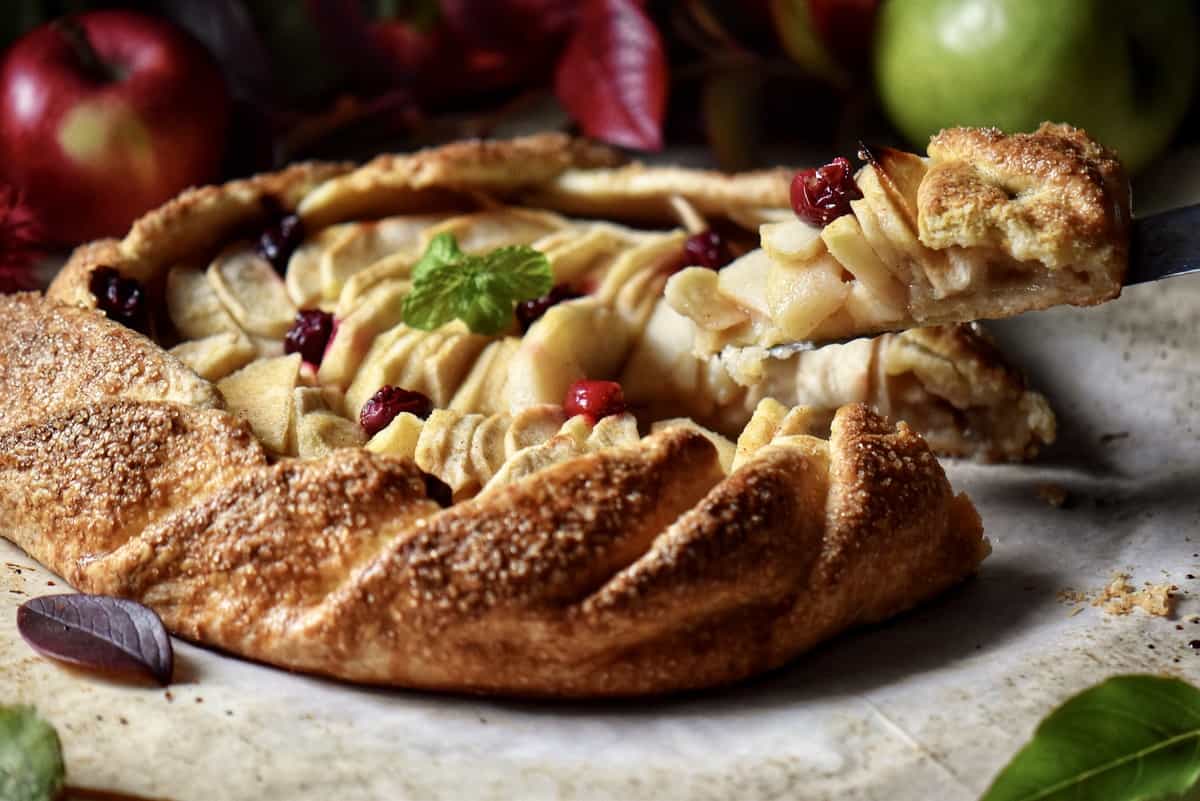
[17,595,174,686]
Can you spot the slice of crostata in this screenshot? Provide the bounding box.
[665,122,1130,353]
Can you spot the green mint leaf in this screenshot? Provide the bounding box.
[410,232,465,283]
[0,705,65,801]
[402,234,553,336]
[982,674,1200,801]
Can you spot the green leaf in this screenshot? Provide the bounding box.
[0,705,64,801]
[982,675,1200,801]
[402,234,553,336]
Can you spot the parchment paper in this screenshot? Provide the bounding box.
[1,160,1197,801]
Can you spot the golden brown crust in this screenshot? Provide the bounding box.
[0,400,265,587]
[0,293,220,434]
[48,161,352,308]
[921,122,1129,288]
[518,164,794,225]
[0,378,985,694]
[297,133,627,229]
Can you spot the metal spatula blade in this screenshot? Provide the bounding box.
[1126,203,1200,285]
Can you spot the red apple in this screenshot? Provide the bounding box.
[0,11,230,245]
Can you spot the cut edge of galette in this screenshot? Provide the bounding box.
[664,122,1130,354]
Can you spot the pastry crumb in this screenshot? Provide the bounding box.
[1037,482,1069,508]
[1057,588,1089,605]
[1093,573,1175,617]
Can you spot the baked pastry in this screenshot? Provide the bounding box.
[1,135,993,696]
[666,123,1131,352]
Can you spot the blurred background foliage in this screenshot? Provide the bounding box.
[3,0,1198,172]
[0,0,1197,260]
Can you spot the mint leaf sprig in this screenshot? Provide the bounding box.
[402,233,553,336]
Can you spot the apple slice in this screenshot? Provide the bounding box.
[207,248,297,338]
[821,213,907,314]
[317,280,408,389]
[715,249,774,318]
[365,411,425,460]
[415,410,486,496]
[504,404,567,457]
[651,418,736,474]
[449,337,520,415]
[540,226,624,286]
[424,329,491,407]
[504,299,634,410]
[468,411,512,485]
[482,432,584,494]
[593,232,686,307]
[760,218,825,264]
[335,254,415,318]
[420,208,566,256]
[765,252,851,341]
[867,146,928,231]
[166,266,241,340]
[296,411,366,458]
[292,387,365,458]
[856,164,951,281]
[321,215,439,301]
[612,256,673,332]
[663,267,749,331]
[216,353,301,454]
[344,324,426,421]
[849,197,905,278]
[732,399,827,471]
[169,331,255,381]
[286,227,349,308]
[585,413,639,451]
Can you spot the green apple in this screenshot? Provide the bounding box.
[874,0,1198,172]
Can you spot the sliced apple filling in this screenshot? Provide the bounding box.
[622,292,1055,461]
[666,123,1130,353]
[161,204,701,481]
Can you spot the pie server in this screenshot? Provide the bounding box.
[768,203,1200,357]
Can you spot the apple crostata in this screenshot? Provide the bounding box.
[666,123,1130,353]
[0,132,1067,697]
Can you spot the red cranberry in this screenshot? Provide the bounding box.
[284,310,335,366]
[89,266,147,333]
[790,156,862,227]
[360,386,433,436]
[564,380,625,422]
[515,284,582,331]
[421,472,453,508]
[257,213,305,274]
[683,230,732,270]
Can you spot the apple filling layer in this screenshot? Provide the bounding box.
[665,123,1130,353]
[157,191,1059,484]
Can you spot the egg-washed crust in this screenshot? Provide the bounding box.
[0,292,985,696]
[921,122,1129,285]
[49,133,789,310]
[0,293,221,434]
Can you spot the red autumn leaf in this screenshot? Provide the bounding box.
[554,0,668,151]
